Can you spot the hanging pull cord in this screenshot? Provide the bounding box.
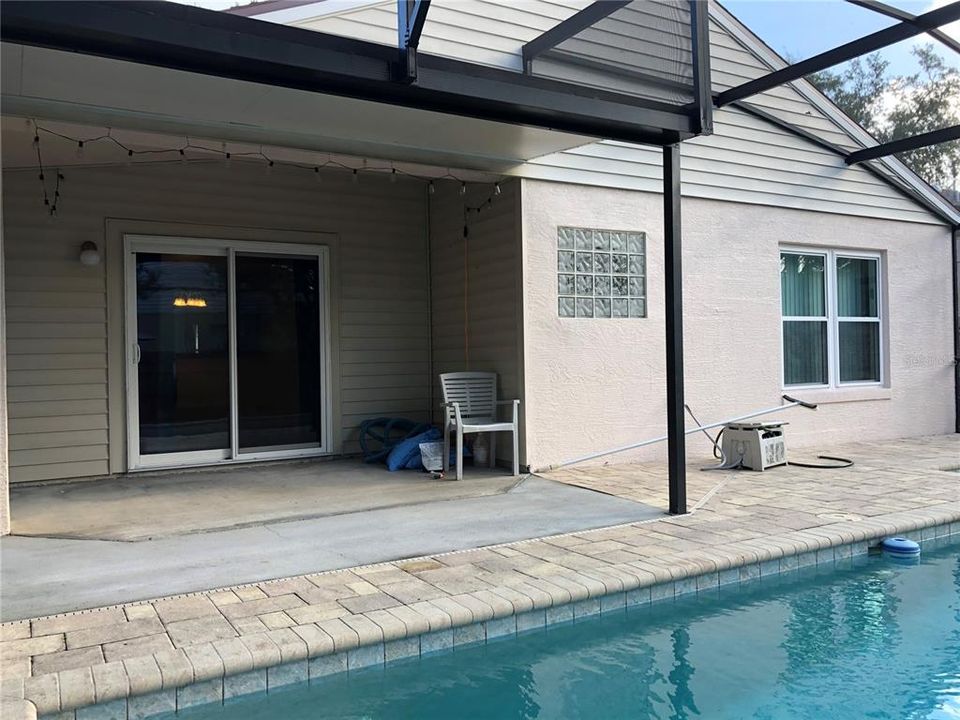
[462,220,469,370]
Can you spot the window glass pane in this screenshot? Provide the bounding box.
[783,320,828,385]
[839,322,880,382]
[780,253,825,317]
[836,257,878,318]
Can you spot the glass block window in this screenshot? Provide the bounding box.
[557,226,646,318]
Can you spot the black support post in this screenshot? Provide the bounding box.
[953,225,959,434]
[663,144,687,515]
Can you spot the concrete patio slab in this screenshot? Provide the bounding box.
[9,460,522,541]
[1,476,662,620]
[1,435,957,719]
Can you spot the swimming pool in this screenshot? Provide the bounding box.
[172,539,959,720]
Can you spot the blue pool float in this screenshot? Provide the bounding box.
[880,537,920,557]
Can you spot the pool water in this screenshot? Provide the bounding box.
[175,540,960,720]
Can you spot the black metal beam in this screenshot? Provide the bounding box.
[397,0,431,83]
[521,1,630,73]
[716,1,960,106]
[0,1,697,146]
[690,0,713,135]
[845,125,960,164]
[663,144,687,515]
[846,0,960,56]
[732,101,959,224]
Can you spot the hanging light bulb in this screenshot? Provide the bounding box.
[351,169,359,184]
[390,168,398,183]
[32,134,40,149]
[314,166,322,183]
[494,182,502,196]
[224,152,232,168]
[75,140,85,160]
[459,182,467,196]
[428,180,436,195]
[179,148,187,164]
[266,159,275,175]
[125,149,134,166]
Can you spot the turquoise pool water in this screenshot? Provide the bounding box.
[176,540,959,720]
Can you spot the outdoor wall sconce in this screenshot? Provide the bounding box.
[79,241,101,266]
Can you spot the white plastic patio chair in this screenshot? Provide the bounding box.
[440,372,520,481]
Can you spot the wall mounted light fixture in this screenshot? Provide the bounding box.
[79,241,101,266]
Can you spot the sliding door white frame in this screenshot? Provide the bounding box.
[124,234,332,471]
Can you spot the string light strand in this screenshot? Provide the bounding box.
[28,122,505,214]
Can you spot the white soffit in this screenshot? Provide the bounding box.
[1,42,598,173]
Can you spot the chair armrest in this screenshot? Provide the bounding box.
[441,401,463,425]
[494,399,520,423]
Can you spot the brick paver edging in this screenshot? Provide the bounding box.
[3,504,959,720]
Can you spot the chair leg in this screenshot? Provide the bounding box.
[489,433,497,469]
[456,426,464,481]
[442,425,450,475]
[512,428,519,477]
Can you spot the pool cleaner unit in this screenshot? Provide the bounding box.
[720,422,787,471]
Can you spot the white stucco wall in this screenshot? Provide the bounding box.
[520,178,955,471]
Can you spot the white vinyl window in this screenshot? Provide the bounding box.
[780,248,883,388]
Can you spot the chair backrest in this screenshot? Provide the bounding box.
[440,372,497,424]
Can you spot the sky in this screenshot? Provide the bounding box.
[723,0,960,76]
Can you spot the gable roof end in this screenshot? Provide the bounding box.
[710,0,960,227]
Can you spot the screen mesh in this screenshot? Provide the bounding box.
[528,1,696,106]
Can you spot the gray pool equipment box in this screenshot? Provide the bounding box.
[721,422,787,471]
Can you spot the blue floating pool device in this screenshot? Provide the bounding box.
[880,537,920,557]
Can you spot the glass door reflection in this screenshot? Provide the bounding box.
[135,253,230,456]
[235,254,321,452]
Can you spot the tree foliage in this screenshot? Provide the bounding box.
[810,45,960,193]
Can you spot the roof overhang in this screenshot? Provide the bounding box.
[0,0,705,161]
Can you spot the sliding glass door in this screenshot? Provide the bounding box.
[126,237,328,469]
[235,254,322,454]
[134,252,231,460]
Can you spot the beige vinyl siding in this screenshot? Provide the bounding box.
[293,0,593,72]
[2,161,430,481]
[296,0,943,226]
[428,180,523,464]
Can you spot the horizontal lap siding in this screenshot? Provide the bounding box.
[2,162,429,480]
[428,180,521,463]
[300,2,941,226]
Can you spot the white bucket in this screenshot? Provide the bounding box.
[472,435,489,466]
[419,441,444,472]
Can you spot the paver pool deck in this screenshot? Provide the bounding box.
[1,434,958,719]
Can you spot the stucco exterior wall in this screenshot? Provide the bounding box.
[520,178,955,471]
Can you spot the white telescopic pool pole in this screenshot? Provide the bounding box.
[535,395,816,473]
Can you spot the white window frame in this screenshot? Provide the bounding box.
[780,246,884,390]
[124,234,333,471]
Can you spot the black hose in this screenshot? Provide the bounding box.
[788,455,854,469]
